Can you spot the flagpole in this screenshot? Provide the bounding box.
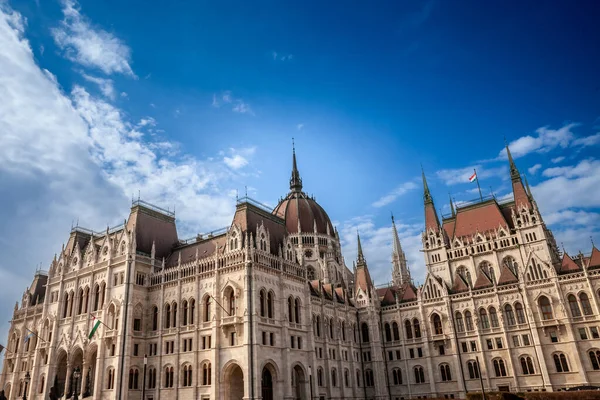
[474,168,483,202]
[25,327,46,343]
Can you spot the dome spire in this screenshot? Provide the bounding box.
[290,138,303,192]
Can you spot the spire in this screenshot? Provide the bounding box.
[422,165,433,204]
[357,231,365,263]
[391,214,411,286]
[449,194,455,217]
[505,141,520,182]
[524,175,532,198]
[289,138,303,192]
[421,167,440,232]
[505,141,532,209]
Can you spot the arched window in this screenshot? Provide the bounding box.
[202,362,212,385]
[440,364,451,381]
[182,300,188,326]
[77,288,84,315]
[341,321,346,341]
[259,290,266,317]
[405,320,413,339]
[267,292,273,319]
[329,318,335,339]
[465,311,474,331]
[361,323,370,343]
[164,366,174,388]
[365,369,374,387]
[294,298,301,323]
[392,322,400,341]
[228,291,235,316]
[504,305,515,326]
[204,296,211,322]
[432,313,443,335]
[568,294,582,317]
[414,366,425,383]
[392,368,402,385]
[589,350,600,370]
[317,368,323,387]
[539,296,553,320]
[344,369,350,387]
[38,375,45,394]
[356,370,361,387]
[189,298,195,324]
[128,368,139,389]
[553,353,569,372]
[457,266,472,287]
[413,319,421,338]
[100,282,106,308]
[307,266,315,280]
[93,284,100,311]
[164,304,171,329]
[385,323,392,342]
[467,361,480,379]
[489,307,499,328]
[479,309,490,329]
[288,297,293,323]
[520,356,535,375]
[152,306,158,330]
[455,312,464,332]
[580,293,593,315]
[331,368,337,387]
[493,359,507,377]
[503,256,518,277]
[107,368,115,389]
[315,316,321,337]
[147,368,157,389]
[515,302,526,324]
[182,365,192,387]
[172,302,177,327]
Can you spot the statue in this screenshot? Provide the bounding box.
[49,386,58,400]
[83,370,91,398]
[0,390,7,400]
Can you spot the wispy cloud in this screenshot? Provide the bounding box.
[436,165,507,186]
[271,51,293,61]
[212,91,254,115]
[573,132,600,147]
[528,163,542,175]
[551,156,565,164]
[51,0,135,77]
[221,147,256,170]
[297,123,304,131]
[80,72,115,99]
[372,181,418,208]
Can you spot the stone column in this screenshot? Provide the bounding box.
[80,360,88,398]
[64,362,73,398]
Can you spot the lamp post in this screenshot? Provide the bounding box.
[73,367,81,400]
[23,372,31,400]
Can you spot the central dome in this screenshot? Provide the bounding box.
[272,146,335,236]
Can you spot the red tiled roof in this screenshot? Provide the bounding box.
[453,201,508,239]
[561,253,581,273]
[512,180,532,210]
[400,283,418,302]
[451,273,469,293]
[377,287,397,306]
[425,203,439,232]
[442,219,455,240]
[335,287,346,304]
[355,264,374,295]
[497,263,518,285]
[588,247,600,269]
[473,270,493,289]
[272,191,335,236]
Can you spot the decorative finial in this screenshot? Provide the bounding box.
[591,236,595,248]
[391,212,394,223]
[290,139,303,192]
[236,189,239,202]
[245,186,248,198]
[449,193,455,217]
[421,165,432,204]
[356,230,365,263]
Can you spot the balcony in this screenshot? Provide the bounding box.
[222,316,241,326]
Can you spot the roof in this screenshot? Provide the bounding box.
[127,203,178,259]
[473,270,493,289]
[497,263,519,285]
[425,203,440,232]
[589,247,600,270]
[272,191,334,236]
[452,200,509,239]
[377,286,397,306]
[166,235,226,267]
[400,282,418,302]
[451,273,469,293]
[560,253,582,273]
[233,201,287,255]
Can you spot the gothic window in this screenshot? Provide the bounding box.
[288,297,293,323]
[38,375,45,394]
[331,368,337,387]
[503,256,518,277]
[539,296,553,320]
[361,323,370,343]
[413,319,421,338]
[172,302,178,327]
[202,362,212,385]
[440,364,451,381]
[228,290,235,316]
[356,369,361,387]
[203,296,211,322]
[479,309,490,329]
[268,292,274,319]
[568,294,582,317]
[414,366,425,383]
[164,366,174,388]
[294,298,301,323]
[520,356,535,375]
[344,369,350,387]
[553,353,569,372]
[455,312,464,332]
[189,298,195,324]
[392,322,400,341]
[589,350,600,370]
[465,310,474,331]
[329,318,335,339]
[106,367,115,389]
[432,313,443,335]
[307,266,315,280]
[457,266,472,287]
[493,359,507,377]
[405,320,413,339]
[147,368,157,389]
[580,293,593,315]
[467,361,480,379]
[385,323,392,342]
[128,368,139,389]
[489,307,499,328]
[164,304,171,329]
[392,368,402,385]
[93,284,100,311]
[317,368,323,387]
[365,369,375,387]
[480,261,495,284]
[515,302,526,324]
[260,290,266,317]
[182,365,192,387]
[182,300,189,326]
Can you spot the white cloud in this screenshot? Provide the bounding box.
[528,163,542,175]
[137,117,156,128]
[120,91,127,98]
[436,165,507,186]
[551,156,565,164]
[541,158,600,179]
[297,123,304,131]
[544,210,600,227]
[51,0,135,77]
[223,147,256,170]
[499,123,576,159]
[372,181,418,208]
[212,90,254,115]
[573,132,600,147]
[232,101,254,115]
[80,72,115,99]
[272,51,293,61]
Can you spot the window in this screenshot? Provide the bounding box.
[147,368,157,389]
[288,297,293,323]
[134,318,141,331]
[493,359,507,377]
[489,307,499,328]
[487,339,494,350]
[470,341,477,352]
[405,320,413,339]
[294,298,301,323]
[418,347,423,357]
[331,369,337,387]
[107,368,115,389]
[228,290,235,316]
[392,368,402,385]
[128,368,139,390]
[553,353,569,372]
[189,298,195,324]
[414,367,425,383]
[504,305,516,326]
[356,370,361,387]
[495,337,503,349]
[440,364,451,381]
[182,365,193,387]
[580,293,593,315]
[133,343,139,356]
[467,361,480,379]
[512,336,520,347]
[164,304,171,329]
[413,319,421,338]
[539,296,553,320]
[344,369,350,387]
[455,312,464,332]
[385,323,392,342]
[515,303,526,324]
[522,334,530,346]
[164,366,174,388]
[204,296,211,322]
[580,328,589,340]
[182,300,189,326]
[152,306,159,331]
[392,322,400,341]
[520,357,535,375]
[38,375,45,394]
[589,350,600,370]
[461,342,468,353]
[202,363,212,385]
[259,290,265,317]
[568,294,582,317]
[361,323,370,342]
[465,311,474,331]
[365,369,375,387]
[432,314,443,335]
[591,327,600,339]
[409,349,414,358]
[317,368,323,387]
[550,331,558,343]
[230,332,236,346]
[479,309,490,329]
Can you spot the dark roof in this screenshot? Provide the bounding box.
[497,263,518,285]
[127,203,178,259]
[473,270,493,289]
[451,273,469,293]
[273,191,334,236]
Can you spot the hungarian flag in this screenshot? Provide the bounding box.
[89,316,102,339]
[469,171,477,182]
[24,332,34,343]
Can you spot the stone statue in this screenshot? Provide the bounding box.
[0,389,7,400]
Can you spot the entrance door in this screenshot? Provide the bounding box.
[261,368,273,400]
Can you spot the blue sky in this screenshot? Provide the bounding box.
[1,0,600,342]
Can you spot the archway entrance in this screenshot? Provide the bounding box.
[223,364,244,400]
[70,348,83,398]
[292,365,307,400]
[83,349,97,397]
[55,351,68,397]
[261,367,273,400]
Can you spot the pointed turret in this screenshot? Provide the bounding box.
[449,194,455,217]
[505,143,532,209]
[289,140,303,192]
[391,215,411,286]
[357,231,365,263]
[355,231,374,300]
[422,168,440,232]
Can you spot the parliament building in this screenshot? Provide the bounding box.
[1,145,600,400]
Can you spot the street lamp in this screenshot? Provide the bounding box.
[73,367,81,400]
[23,372,31,400]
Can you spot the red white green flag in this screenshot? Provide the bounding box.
[469,171,477,182]
[89,316,102,339]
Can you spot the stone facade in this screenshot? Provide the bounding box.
[1,146,600,400]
